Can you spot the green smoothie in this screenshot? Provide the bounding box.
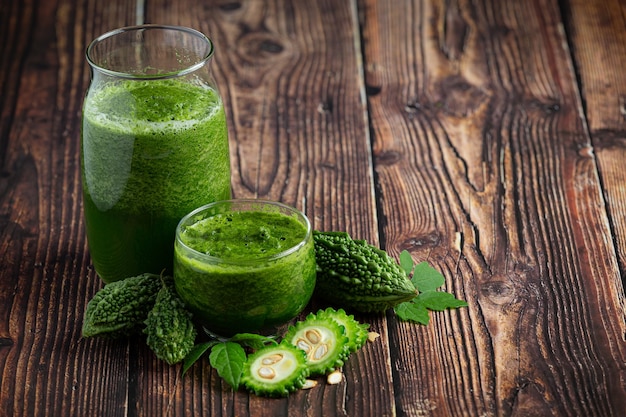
[173,202,316,336]
[81,79,231,283]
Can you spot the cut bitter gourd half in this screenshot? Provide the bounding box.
[241,342,309,397]
[316,307,370,353]
[283,312,350,376]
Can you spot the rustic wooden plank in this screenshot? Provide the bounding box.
[0,0,140,416]
[562,0,626,133]
[563,0,626,280]
[559,1,626,411]
[4,0,623,416]
[137,0,395,416]
[361,0,626,416]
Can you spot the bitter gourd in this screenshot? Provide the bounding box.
[82,273,161,338]
[241,342,309,397]
[144,276,197,365]
[316,307,369,353]
[283,312,350,376]
[313,231,418,312]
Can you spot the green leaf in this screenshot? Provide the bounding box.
[417,291,468,311]
[394,301,430,325]
[182,341,217,376]
[209,342,247,389]
[399,250,415,276]
[411,262,445,292]
[228,333,277,350]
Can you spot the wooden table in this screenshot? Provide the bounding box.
[2,0,625,415]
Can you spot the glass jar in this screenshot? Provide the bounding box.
[81,25,231,283]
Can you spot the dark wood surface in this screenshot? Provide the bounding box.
[1,0,625,416]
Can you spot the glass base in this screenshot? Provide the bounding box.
[201,327,232,342]
[201,321,291,341]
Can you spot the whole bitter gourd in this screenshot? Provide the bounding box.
[144,276,197,365]
[82,273,162,338]
[313,231,418,312]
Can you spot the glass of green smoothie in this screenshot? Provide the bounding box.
[81,25,231,283]
[173,199,317,337]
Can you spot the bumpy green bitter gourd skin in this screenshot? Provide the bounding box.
[82,273,161,338]
[316,307,369,353]
[144,276,197,365]
[241,342,310,397]
[313,231,418,312]
[283,312,350,376]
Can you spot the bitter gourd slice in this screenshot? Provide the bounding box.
[316,307,369,353]
[283,312,350,376]
[241,342,309,397]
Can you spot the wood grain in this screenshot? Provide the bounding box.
[361,0,626,415]
[1,0,625,416]
[564,0,626,284]
[0,0,139,416]
[562,0,626,132]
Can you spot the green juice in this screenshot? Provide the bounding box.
[81,79,231,283]
[174,206,316,336]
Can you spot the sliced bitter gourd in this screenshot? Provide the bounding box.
[316,307,370,353]
[241,342,309,397]
[283,312,350,376]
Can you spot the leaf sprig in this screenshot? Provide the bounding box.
[395,251,468,325]
[182,333,277,389]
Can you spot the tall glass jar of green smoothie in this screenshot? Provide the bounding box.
[82,25,231,283]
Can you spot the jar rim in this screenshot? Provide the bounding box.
[86,24,214,80]
[175,199,313,265]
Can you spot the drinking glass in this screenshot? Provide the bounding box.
[173,199,317,337]
[81,25,231,283]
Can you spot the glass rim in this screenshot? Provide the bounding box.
[175,199,312,265]
[86,24,214,80]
